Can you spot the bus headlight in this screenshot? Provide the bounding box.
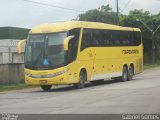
[25,69,69,78]
[25,73,32,77]
[44,69,68,78]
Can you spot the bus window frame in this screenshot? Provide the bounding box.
[80,28,142,51]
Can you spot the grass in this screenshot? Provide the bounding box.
[143,64,159,70]
[143,62,160,70]
[0,83,37,92]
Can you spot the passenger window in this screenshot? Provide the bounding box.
[108,31,113,46]
[103,31,110,46]
[114,31,121,46]
[92,29,101,46]
[80,29,141,48]
[81,29,92,51]
[130,32,134,45]
[134,32,141,46]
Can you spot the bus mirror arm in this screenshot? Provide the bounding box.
[17,39,26,54]
[64,35,75,51]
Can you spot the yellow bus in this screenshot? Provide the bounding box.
[18,21,143,91]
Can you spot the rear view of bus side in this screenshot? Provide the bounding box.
[22,21,143,91]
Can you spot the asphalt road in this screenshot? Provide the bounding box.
[0,67,160,114]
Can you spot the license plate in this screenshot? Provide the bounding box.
[39,80,47,85]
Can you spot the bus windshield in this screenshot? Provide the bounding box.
[25,32,67,70]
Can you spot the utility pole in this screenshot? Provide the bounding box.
[136,19,160,64]
[116,0,119,17]
[116,0,119,24]
[151,32,155,64]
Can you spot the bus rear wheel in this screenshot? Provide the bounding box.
[74,70,86,89]
[121,66,128,82]
[41,85,52,91]
[128,66,134,81]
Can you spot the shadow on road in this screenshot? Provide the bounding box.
[32,78,138,93]
[51,79,119,92]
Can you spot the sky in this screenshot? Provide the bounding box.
[0,0,159,28]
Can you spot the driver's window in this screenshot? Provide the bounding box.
[67,28,80,63]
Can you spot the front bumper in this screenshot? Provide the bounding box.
[25,73,70,85]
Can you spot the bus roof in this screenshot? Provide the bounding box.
[30,21,141,34]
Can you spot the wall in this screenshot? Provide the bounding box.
[0,27,29,85]
[0,39,25,84]
[0,64,24,84]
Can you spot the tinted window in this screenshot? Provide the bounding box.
[134,32,141,46]
[80,29,141,51]
[92,29,104,46]
[112,31,121,46]
[67,28,80,62]
[103,30,111,46]
[81,29,92,51]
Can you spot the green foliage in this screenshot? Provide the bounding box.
[143,63,160,70]
[120,9,160,63]
[120,10,152,58]
[0,83,37,92]
[78,5,118,24]
[77,5,160,64]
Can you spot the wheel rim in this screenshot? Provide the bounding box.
[79,74,84,84]
[80,72,85,84]
[123,67,128,81]
[129,67,133,80]
[76,71,86,88]
[124,71,127,80]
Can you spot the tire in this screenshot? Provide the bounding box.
[121,66,128,82]
[74,70,86,89]
[41,85,52,91]
[128,66,134,81]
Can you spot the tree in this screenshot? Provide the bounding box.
[78,5,118,24]
[77,6,160,64]
[120,9,160,63]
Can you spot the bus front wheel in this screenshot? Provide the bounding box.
[41,85,52,91]
[74,70,87,89]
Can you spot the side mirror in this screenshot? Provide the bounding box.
[17,39,26,54]
[64,35,75,51]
